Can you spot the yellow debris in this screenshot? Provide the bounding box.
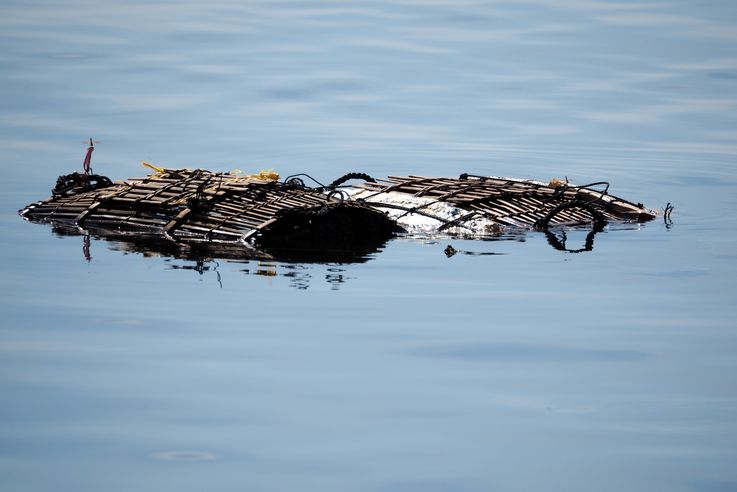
[549,177,566,188]
[142,162,167,175]
[246,169,280,181]
[141,161,278,183]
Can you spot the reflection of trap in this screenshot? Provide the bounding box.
[19,143,658,261]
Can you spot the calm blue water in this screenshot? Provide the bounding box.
[2,1,737,491]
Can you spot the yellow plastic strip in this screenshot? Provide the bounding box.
[142,162,167,174]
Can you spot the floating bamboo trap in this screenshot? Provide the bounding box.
[19,142,659,260]
[345,173,656,234]
[20,167,400,258]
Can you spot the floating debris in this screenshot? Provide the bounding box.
[18,144,658,261]
[20,166,400,261]
[343,174,656,235]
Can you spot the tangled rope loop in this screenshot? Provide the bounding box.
[534,200,607,230]
[52,172,113,197]
[325,189,348,203]
[285,177,306,189]
[328,172,376,189]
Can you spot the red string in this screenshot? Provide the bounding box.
[83,138,94,175]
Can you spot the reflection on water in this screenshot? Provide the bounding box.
[68,227,520,289]
[151,248,355,290]
[167,258,224,288]
[51,219,388,259]
[152,450,217,462]
[543,227,601,253]
[82,233,92,262]
[413,342,652,362]
[46,219,630,289]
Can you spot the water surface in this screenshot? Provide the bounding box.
[1,1,737,491]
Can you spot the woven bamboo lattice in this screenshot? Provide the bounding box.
[351,174,656,230]
[20,168,398,250]
[20,167,659,259]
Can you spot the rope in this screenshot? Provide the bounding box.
[664,202,674,224]
[534,200,607,230]
[82,138,94,176]
[459,173,488,181]
[52,172,113,197]
[328,172,376,189]
[283,173,325,188]
[326,189,348,203]
[437,211,483,232]
[285,177,306,189]
[361,201,475,232]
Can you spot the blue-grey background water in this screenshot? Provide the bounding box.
[2,1,737,491]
